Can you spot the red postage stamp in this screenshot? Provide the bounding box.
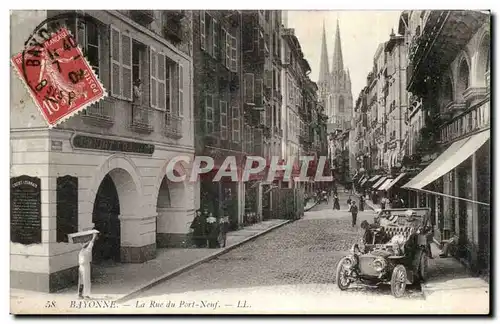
[11,27,106,127]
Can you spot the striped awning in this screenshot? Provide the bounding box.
[378,178,394,191]
[372,176,387,189]
[383,173,407,191]
[368,175,382,182]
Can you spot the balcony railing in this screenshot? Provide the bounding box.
[130,104,154,134]
[164,113,183,139]
[440,100,490,144]
[82,97,114,128]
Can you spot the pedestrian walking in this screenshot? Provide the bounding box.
[347,196,352,207]
[359,195,365,211]
[78,232,98,299]
[350,201,359,227]
[380,196,388,210]
[333,193,340,210]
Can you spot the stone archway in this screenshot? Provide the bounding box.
[87,154,149,263]
[154,161,189,248]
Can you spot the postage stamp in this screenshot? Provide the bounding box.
[11,27,106,127]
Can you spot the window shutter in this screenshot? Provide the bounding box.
[255,78,263,106]
[200,10,206,50]
[110,25,121,98]
[178,64,184,116]
[150,47,158,108]
[221,28,226,65]
[212,19,218,58]
[76,18,87,52]
[205,94,214,135]
[232,104,240,143]
[244,73,254,104]
[231,35,237,72]
[121,33,133,101]
[225,31,231,68]
[220,100,227,140]
[157,52,166,110]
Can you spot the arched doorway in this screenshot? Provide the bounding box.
[92,174,121,263]
[155,164,187,248]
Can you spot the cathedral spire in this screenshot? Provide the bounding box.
[331,19,344,73]
[318,20,330,85]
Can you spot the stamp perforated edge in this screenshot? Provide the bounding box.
[11,27,108,129]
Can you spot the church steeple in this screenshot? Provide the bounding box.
[331,19,344,73]
[318,20,330,85]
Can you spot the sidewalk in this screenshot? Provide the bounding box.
[10,219,290,307]
[421,243,489,300]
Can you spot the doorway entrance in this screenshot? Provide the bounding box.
[92,174,121,263]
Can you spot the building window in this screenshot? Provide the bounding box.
[220,100,228,139]
[244,73,255,104]
[150,48,168,110]
[232,105,240,142]
[177,63,184,116]
[206,94,214,135]
[110,25,133,101]
[200,11,217,58]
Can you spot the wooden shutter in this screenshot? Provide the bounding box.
[150,47,158,108]
[121,33,133,101]
[110,25,121,98]
[212,19,218,58]
[157,52,166,110]
[178,63,184,116]
[231,35,237,72]
[200,10,206,50]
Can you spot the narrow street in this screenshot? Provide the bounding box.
[125,191,450,314]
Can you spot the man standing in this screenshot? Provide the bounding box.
[78,232,98,299]
[350,201,359,227]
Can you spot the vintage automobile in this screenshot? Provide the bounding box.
[336,208,432,298]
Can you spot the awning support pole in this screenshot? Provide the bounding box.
[404,187,490,206]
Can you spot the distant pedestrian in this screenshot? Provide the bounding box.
[347,196,352,207]
[333,193,340,210]
[381,196,388,210]
[359,195,365,211]
[350,201,359,227]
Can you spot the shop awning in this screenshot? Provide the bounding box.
[402,130,490,190]
[383,172,407,191]
[372,176,387,189]
[368,175,382,182]
[357,175,367,184]
[378,178,394,191]
[360,178,369,187]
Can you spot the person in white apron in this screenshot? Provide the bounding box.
[78,232,98,299]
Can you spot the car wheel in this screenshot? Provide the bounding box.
[391,264,407,298]
[419,253,428,282]
[336,257,351,291]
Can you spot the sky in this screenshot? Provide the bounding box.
[286,10,403,101]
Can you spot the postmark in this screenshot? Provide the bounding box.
[11,23,106,127]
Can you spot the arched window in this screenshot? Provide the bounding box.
[439,75,453,111]
[476,34,490,87]
[457,58,470,102]
[339,96,345,113]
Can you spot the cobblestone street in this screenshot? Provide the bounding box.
[134,192,423,301]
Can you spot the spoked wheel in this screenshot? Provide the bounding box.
[336,257,352,290]
[391,264,407,298]
[419,253,429,282]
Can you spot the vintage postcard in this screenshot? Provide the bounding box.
[9,9,491,315]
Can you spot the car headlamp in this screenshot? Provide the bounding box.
[371,257,386,272]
